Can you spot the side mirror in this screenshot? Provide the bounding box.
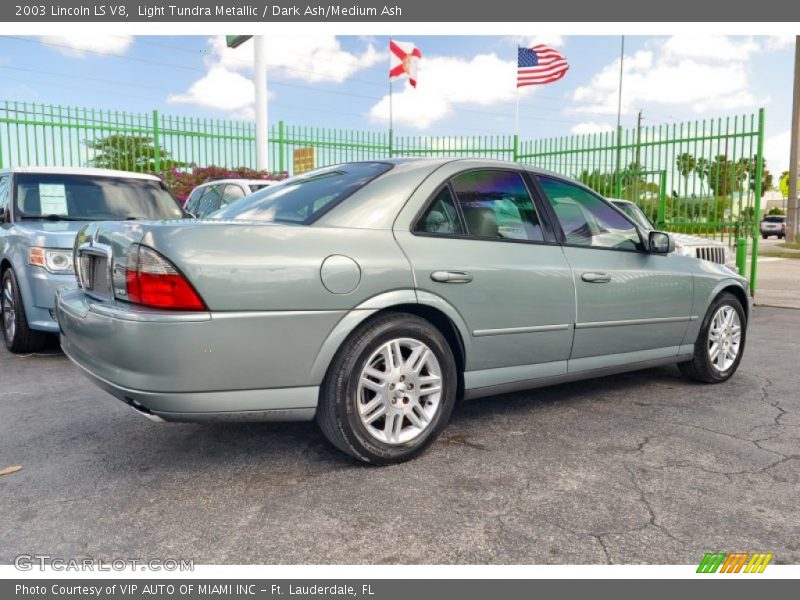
[648,230,674,254]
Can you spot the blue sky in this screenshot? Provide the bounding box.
[0,34,795,173]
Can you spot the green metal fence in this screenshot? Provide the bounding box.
[0,100,764,292]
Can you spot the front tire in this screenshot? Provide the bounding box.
[316,312,457,464]
[678,292,746,383]
[2,269,47,353]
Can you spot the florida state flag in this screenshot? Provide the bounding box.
[389,40,422,88]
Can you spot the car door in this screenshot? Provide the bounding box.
[395,167,576,392]
[0,175,10,257]
[534,175,694,371]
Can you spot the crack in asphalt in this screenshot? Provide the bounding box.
[592,534,612,564]
[623,464,681,543]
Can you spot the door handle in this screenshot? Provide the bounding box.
[581,272,611,283]
[430,270,473,284]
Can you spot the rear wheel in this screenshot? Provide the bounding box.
[679,292,746,383]
[2,269,47,353]
[316,312,457,464]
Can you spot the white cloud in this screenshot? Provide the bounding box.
[208,35,382,84]
[570,122,614,135]
[661,35,759,62]
[507,35,566,49]
[764,130,791,175]
[168,67,267,119]
[169,35,381,117]
[764,35,795,51]
[570,36,767,117]
[39,35,133,58]
[369,53,520,129]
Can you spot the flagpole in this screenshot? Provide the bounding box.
[515,46,520,141]
[389,36,394,157]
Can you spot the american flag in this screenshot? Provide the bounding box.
[517,45,569,88]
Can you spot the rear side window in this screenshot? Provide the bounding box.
[221,184,246,206]
[0,176,9,216]
[214,162,392,224]
[416,186,464,235]
[450,170,545,241]
[193,184,223,218]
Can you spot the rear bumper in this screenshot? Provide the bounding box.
[56,287,342,420]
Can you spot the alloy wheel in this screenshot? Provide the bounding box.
[707,305,741,373]
[2,278,15,342]
[357,337,443,445]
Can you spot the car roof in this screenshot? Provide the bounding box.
[0,166,161,181]
[194,178,276,188]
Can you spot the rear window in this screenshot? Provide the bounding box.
[212,162,392,224]
[14,173,184,221]
[764,215,786,222]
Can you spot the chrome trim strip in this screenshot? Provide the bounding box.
[472,323,570,337]
[77,241,115,303]
[464,353,694,401]
[575,315,698,329]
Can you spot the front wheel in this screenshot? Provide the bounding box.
[679,292,746,383]
[2,269,47,353]
[316,312,457,464]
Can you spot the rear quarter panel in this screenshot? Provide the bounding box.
[141,222,415,312]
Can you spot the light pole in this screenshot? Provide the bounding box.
[254,35,269,172]
[788,36,800,243]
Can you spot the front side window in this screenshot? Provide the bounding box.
[450,170,545,241]
[538,176,642,251]
[13,173,183,221]
[613,201,653,230]
[213,162,392,224]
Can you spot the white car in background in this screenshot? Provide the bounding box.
[610,198,735,269]
[184,178,275,218]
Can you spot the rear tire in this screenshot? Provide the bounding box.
[678,292,746,383]
[316,312,457,465]
[2,269,47,354]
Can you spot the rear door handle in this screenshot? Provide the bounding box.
[581,272,611,283]
[430,270,473,284]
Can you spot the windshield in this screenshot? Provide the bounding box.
[612,201,653,230]
[14,173,184,221]
[212,162,392,224]
[763,215,785,223]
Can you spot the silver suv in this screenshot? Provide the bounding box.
[610,198,734,268]
[0,167,185,352]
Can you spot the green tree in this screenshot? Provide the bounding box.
[675,152,696,196]
[86,134,184,172]
[740,156,772,197]
[703,155,748,197]
[779,171,790,198]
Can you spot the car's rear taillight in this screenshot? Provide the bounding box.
[125,245,206,311]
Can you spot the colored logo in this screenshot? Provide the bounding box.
[697,552,773,573]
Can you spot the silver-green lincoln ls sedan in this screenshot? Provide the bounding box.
[56,158,750,464]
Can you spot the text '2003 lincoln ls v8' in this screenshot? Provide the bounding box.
[57,158,750,464]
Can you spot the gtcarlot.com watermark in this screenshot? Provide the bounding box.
[14,554,194,572]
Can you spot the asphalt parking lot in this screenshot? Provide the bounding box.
[1,306,798,565]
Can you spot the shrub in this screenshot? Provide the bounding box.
[161,165,288,204]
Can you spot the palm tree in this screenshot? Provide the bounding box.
[676,152,696,198]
